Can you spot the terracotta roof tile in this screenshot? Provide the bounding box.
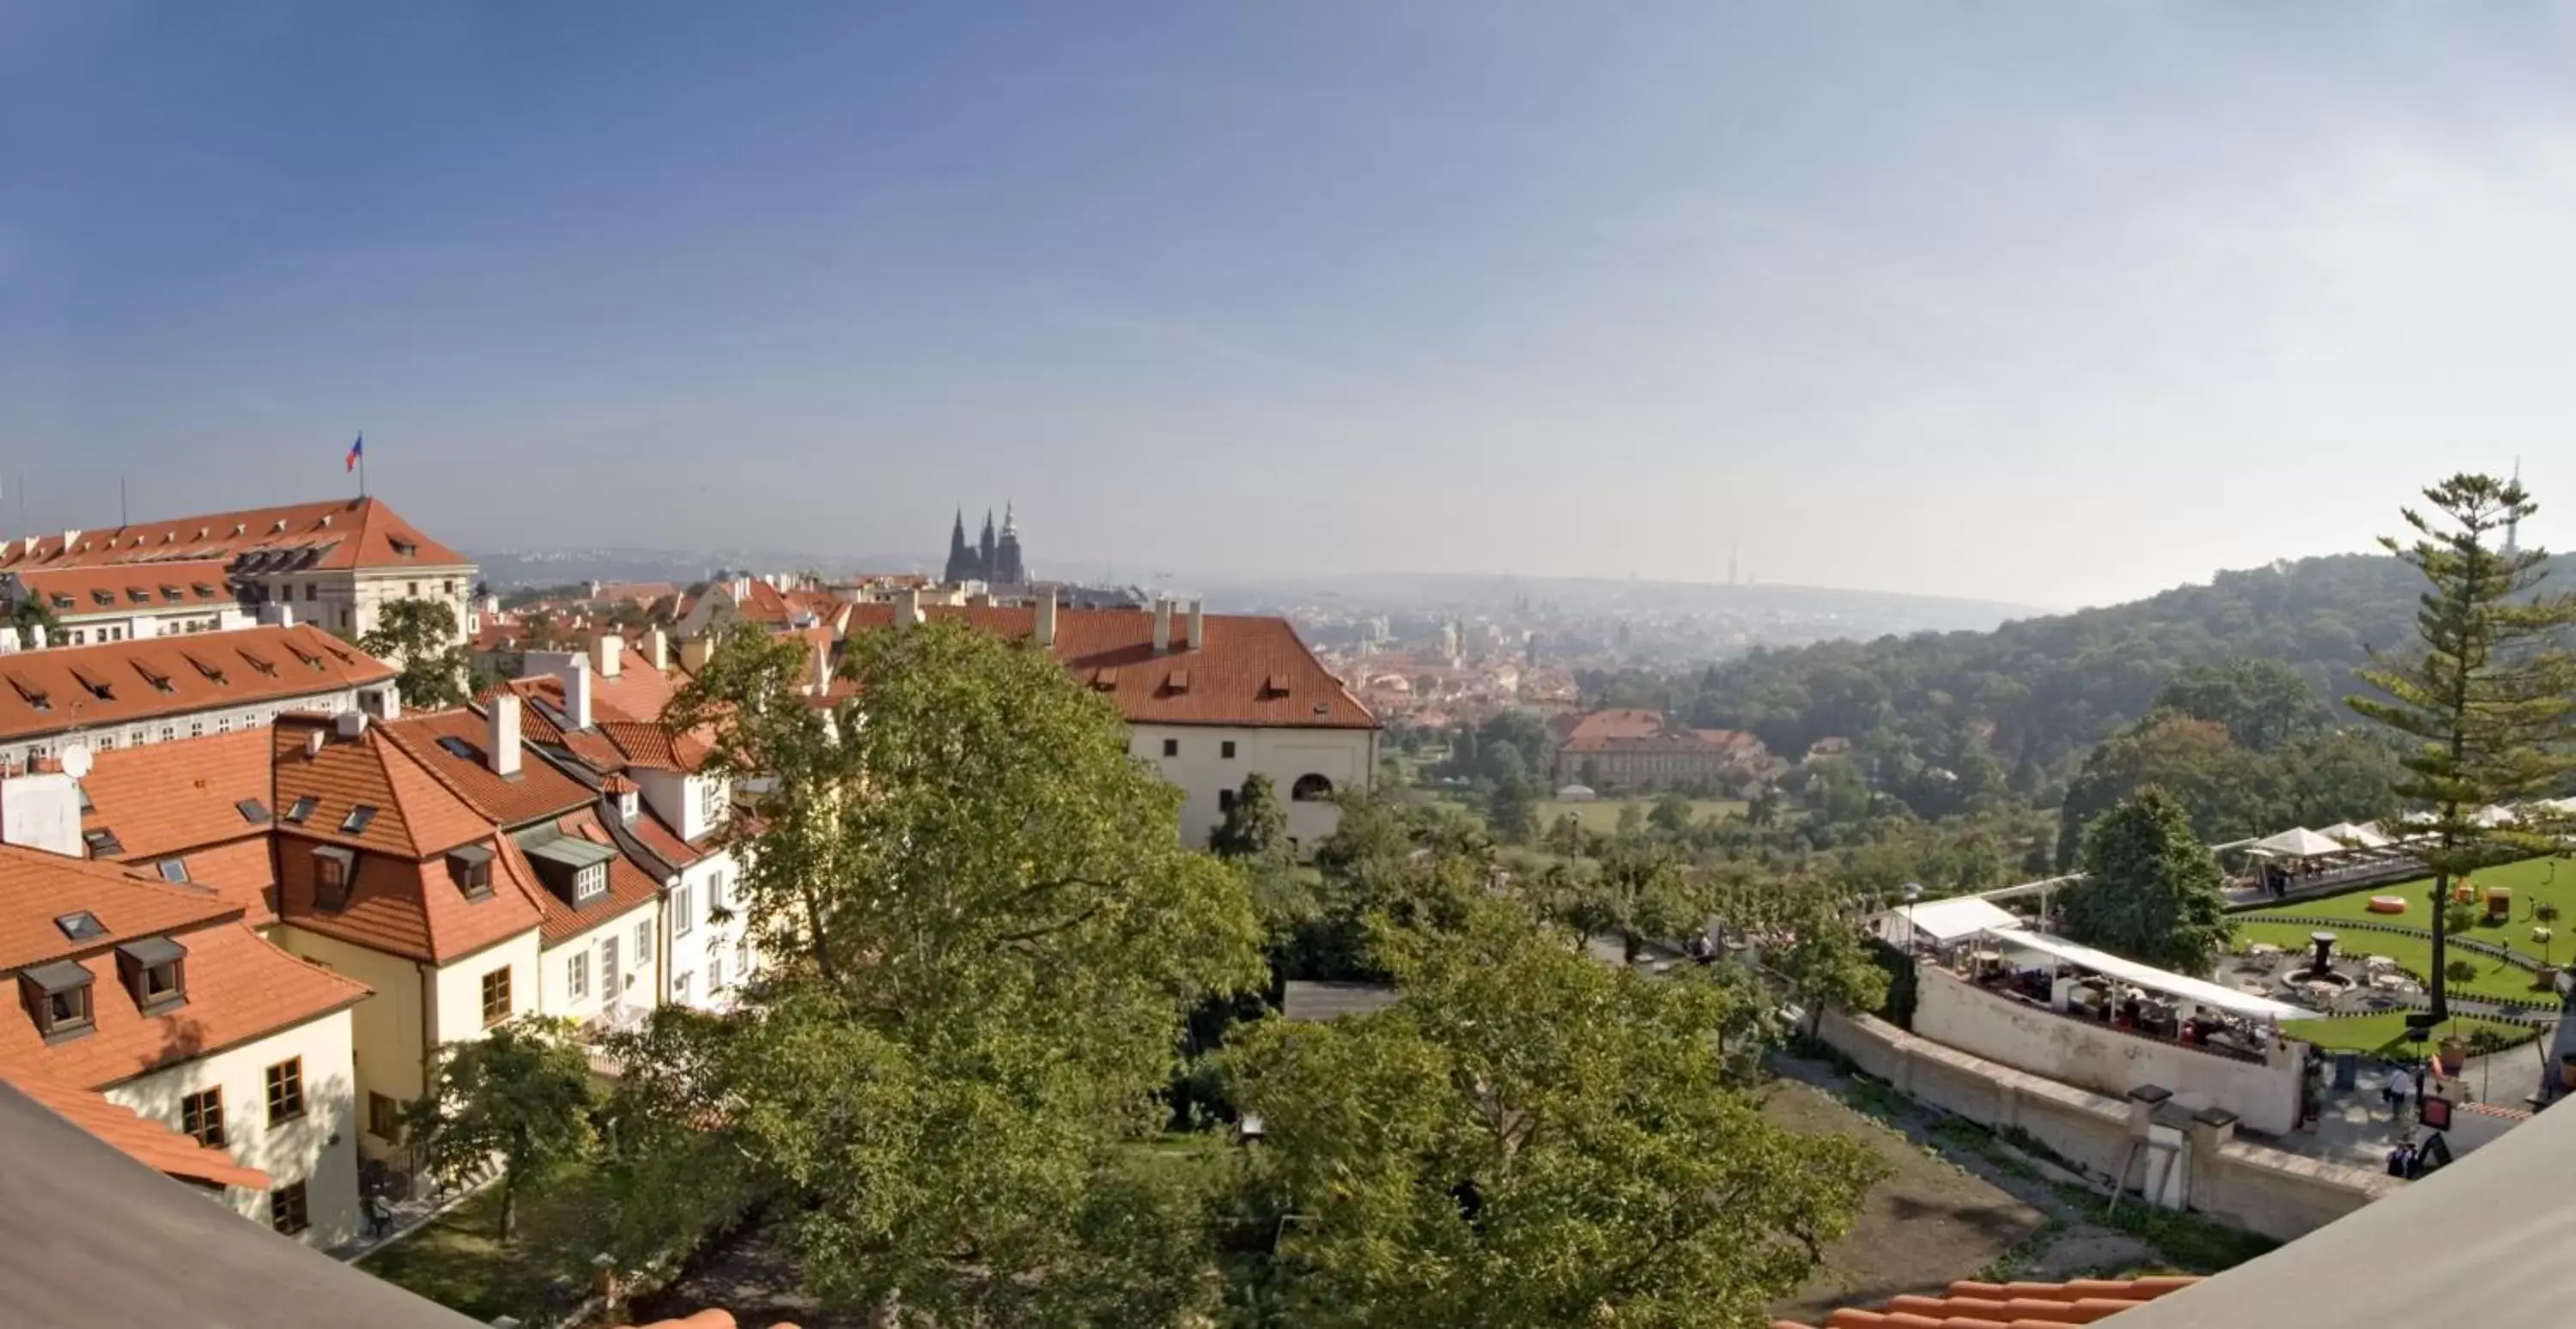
[0,624,394,747]
[521,810,661,948]
[377,709,592,828]
[0,847,234,971]
[4,560,236,616]
[271,717,486,859]
[0,911,371,1091]
[1774,1277,2202,1329]
[0,497,469,573]
[2,1065,270,1189]
[79,728,275,862]
[274,828,544,965]
[836,604,1376,730]
[597,721,710,772]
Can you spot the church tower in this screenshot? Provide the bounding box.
[994,502,1025,586]
[977,509,998,582]
[944,508,981,585]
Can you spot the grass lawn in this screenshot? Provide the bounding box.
[1539,797,1746,835]
[360,1172,612,1324]
[2245,854,2576,969]
[2230,919,2557,1006]
[2277,1011,2541,1056]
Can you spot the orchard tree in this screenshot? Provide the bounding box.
[2351,474,2576,1020]
[404,1016,597,1243]
[2063,788,2232,974]
[359,597,473,709]
[644,621,1265,1320]
[1223,901,1886,1328]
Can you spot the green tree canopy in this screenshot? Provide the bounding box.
[2350,473,2576,1018]
[1223,902,1886,1328]
[2063,788,2233,974]
[404,1015,598,1243]
[358,597,473,710]
[640,620,1267,1320]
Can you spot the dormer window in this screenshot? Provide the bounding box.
[447,844,495,901]
[518,828,617,908]
[20,961,94,1041]
[391,538,418,557]
[312,846,355,910]
[115,936,188,1014]
[617,790,639,822]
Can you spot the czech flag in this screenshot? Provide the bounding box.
[345,434,364,471]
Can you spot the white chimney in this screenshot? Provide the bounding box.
[562,652,594,731]
[1152,598,1173,655]
[259,603,295,628]
[1034,586,1058,649]
[896,587,922,629]
[809,637,829,697]
[489,695,523,778]
[303,731,325,761]
[642,628,670,673]
[1188,598,1205,652]
[58,530,79,553]
[335,711,368,739]
[27,624,45,651]
[0,627,18,655]
[592,633,623,679]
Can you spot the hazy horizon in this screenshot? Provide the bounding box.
[9,3,2576,607]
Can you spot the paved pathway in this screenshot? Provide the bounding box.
[333,1160,497,1263]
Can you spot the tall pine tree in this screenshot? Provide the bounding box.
[2350,474,2576,1020]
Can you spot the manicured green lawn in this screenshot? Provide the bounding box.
[2277,1011,2541,1056]
[2245,855,2576,966]
[360,1172,611,1324]
[2230,919,2557,1006]
[1539,798,1746,835]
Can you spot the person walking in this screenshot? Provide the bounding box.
[2385,1065,2417,1122]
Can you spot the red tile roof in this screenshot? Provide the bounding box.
[4,560,236,616]
[596,721,711,772]
[835,604,1376,730]
[3,1065,271,1190]
[79,727,273,859]
[0,861,371,1090]
[376,709,593,828]
[1774,1276,2202,1328]
[524,810,662,947]
[0,497,470,573]
[271,716,489,859]
[0,624,395,746]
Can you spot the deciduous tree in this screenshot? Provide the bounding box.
[1222,902,1886,1328]
[359,597,473,709]
[404,1016,597,1244]
[2063,788,2232,974]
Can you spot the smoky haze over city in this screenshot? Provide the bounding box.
[11,4,2576,608]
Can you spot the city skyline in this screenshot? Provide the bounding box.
[7,3,2576,607]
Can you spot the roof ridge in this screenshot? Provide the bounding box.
[366,730,483,858]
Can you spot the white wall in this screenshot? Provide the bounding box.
[665,849,752,1010]
[2,684,372,770]
[1131,724,1376,849]
[0,770,84,856]
[1912,967,2304,1135]
[540,901,660,1021]
[105,1010,365,1250]
[428,933,544,1048]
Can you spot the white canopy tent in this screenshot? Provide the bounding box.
[2315,821,2393,849]
[1886,897,2023,948]
[2247,827,2350,860]
[1975,925,2312,1023]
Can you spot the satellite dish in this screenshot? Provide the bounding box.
[58,744,92,780]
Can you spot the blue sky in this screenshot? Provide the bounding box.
[6,3,2575,606]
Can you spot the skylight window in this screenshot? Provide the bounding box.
[156,858,191,883]
[339,804,378,834]
[82,828,124,856]
[283,795,317,824]
[236,798,271,824]
[436,736,478,761]
[55,911,106,942]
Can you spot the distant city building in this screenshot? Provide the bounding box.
[1551,707,1774,791]
[943,503,1026,586]
[0,497,476,642]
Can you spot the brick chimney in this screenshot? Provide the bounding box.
[1187,598,1205,652]
[592,633,623,679]
[1034,586,1057,649]
[642,628,670,673]
[489,695,523,778]
[1152,598,1173,655]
